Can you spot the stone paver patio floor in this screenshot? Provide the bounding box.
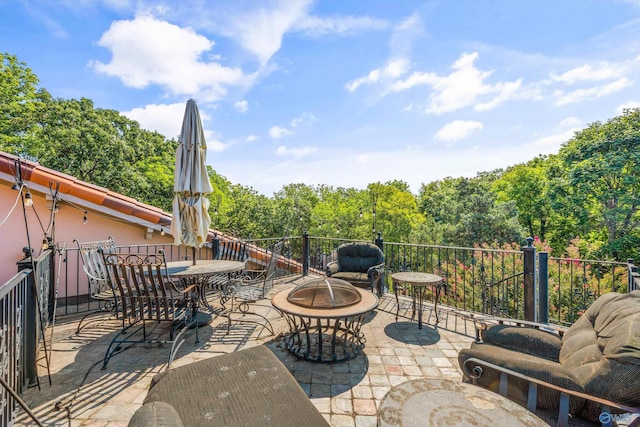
[17,276,548,426]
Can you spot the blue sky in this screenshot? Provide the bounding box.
[2,0,640,196]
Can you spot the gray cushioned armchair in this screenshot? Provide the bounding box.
[326,242,384,295]
[458,290,640,424]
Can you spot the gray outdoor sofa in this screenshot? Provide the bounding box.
[128,345,328,427]
[459,290,640,424]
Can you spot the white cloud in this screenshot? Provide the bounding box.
[122,102,190,139]
[474,80,523,111]
[123,101,228,150]
[269,126,294,139]
[221,1,313,67]
[554,77,632,105]
[525,129,579,153]
[617,101,640,114]
[293,15,389,37]
[558,117,581,128]
[91,14,252,101]
[276,145,318,157]
[346,58,410,92]
[434,120,483,142]
[245,134,258,142]
[550,62,623,84]
[205,136,228,152]
[391,52,523,114]
[234,100,248,113]
[345,15,421,93]
[290,112,317,128]
[389,14,424,58]
[194,0,388,68]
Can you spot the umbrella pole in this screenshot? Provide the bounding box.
[192,247,196,265]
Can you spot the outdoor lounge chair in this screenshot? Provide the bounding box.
[326,242,385,295]
[100,251,199,370]
[458,290,640,425]
[74,237,119,334]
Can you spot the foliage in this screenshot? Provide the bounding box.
[0,53,52,156]
[557,109,640,260]
[418,173,524,248]
[493,156,552,241]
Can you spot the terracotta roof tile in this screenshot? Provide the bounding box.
[0,151,169,226]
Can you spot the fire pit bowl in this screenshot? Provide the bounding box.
[287,277,362,309]
[272,277,379,363]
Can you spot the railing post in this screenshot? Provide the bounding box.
[628,259,637,292]
[538,252,549,324]
[47,245,56,322]
[523,237,536,322]
[16,257,39,387]
[302,232,309,276]
[211,234,220,260]
[375,232,383,250]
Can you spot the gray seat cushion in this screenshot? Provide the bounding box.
[330,271,370,286]
[137,345,328,427]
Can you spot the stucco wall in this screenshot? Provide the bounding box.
[0,185,175,296]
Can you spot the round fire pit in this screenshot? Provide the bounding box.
[272,277,378,363]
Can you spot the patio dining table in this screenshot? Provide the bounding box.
[165,260,246,322]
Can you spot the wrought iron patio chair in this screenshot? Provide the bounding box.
[74,237,119,334]
[100,251,199,370]
[226,239,285,336]
[207,237,250,293]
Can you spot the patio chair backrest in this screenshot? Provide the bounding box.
[101,252,184,323]
[75,237,117,297]
[263,239,284,294]
[213,238,249,262]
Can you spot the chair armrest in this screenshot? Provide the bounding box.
[167,280,197,295]
[461,357,640,426]
[474,317,568,342]
[326,262,339,276]
[367,262,384,278]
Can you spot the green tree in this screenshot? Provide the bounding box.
[33,97,177,209]
[418,172,523,247]
[0,53,51,155]
[370,181,425,243]
[493,156,552,241]
[558,109,640,260]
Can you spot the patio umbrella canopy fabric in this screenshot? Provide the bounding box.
[170,99,213,250]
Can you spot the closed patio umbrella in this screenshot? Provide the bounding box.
[170,99,213,263]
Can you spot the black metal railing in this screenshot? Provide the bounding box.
[0,249,52,426]
[51,234,632,326]
[382,241,527,319]
[545,255,628,325]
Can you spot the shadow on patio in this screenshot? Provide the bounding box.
[17,277,596,427]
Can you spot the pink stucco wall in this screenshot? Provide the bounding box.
[0,184,175,296]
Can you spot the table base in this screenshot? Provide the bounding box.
[279,313,369,363]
